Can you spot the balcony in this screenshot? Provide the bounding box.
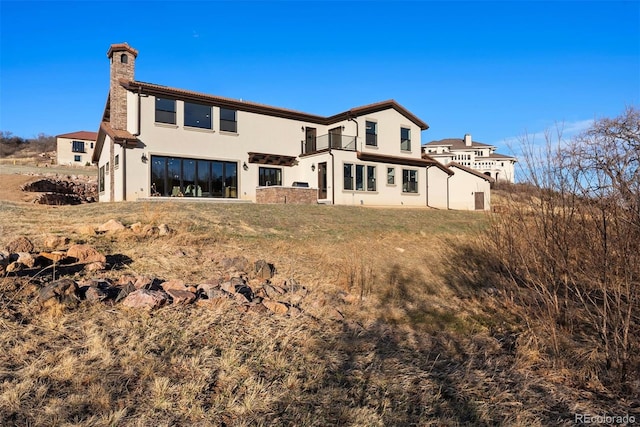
[301,134,356,155]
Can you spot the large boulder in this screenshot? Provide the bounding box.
[66,244,107,264]
[6,237,34,253]
[38,278,80,307]
[97,219,126,233]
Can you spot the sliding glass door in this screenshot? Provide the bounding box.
[150,156,238,198]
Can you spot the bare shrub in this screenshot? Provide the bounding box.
[489,107,640,391]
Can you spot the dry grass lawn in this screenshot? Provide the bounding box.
[0,197,635,426]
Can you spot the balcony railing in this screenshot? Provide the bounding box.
[301,134,356,155]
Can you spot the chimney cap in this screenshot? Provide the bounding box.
[107,43,138,59]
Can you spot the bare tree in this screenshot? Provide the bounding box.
[489,106,639,391]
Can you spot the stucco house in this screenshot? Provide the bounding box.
[56,131,98,166]
[422,134,517,183]
[93,43,490,210]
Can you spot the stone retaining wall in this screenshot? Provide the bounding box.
[255,186,318,204]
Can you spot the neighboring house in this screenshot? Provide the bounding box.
[56,131,98,166]
[92,43,490,210]
[422,134,517,183]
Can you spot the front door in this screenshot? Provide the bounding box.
[318,162,327,199]
[305,127,316,154]
[475,192,484,210]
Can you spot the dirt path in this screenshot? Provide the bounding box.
[0,174,40,203]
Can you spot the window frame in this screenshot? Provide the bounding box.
[402,169,418,193]
[155,97,177,125]
[365,121,377,147]
[258,167,282,187]
[220,108,237,133]
[114,154,120,169]
[387,167,395,185]
[400,127,411,151]
[344,163,376,192]
[99,166,105,193]
[72,140,85,153]
[184,102,213,130]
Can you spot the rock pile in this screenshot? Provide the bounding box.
[2,234,309,318]
[21,176,97,205]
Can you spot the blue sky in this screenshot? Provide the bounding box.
[1,0,638,157]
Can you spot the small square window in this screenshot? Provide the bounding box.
[220,108,237,132]
[185,102,212,129]
[74,155,81,162]
[155,97,176,124]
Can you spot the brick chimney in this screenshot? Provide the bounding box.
[464,134,472,147]
[106,43,138,131]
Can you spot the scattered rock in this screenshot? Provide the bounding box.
[161,279,186,291]
[121,289,168,310]
[43,235,70,249]
[16,252,36,268]
[262,299,289,315]
[38,278,80,307]
[167,289,196,305]
[221,256,250,272]
[97,219,126,233]
[6,236,34,253]
[38,251,67,264]
[254,259,276,279]
[262,283,284,299]
[134,275,156,290]
[158,224,172,236]
[67,244,107,264]
[6,262,24,273]
[221,280,237,294]
[142,225,159,236]
[130,222,143,233]
[85,261,106,272]
[85,286,109,303]
[288,306,302,318]
[246,303,269,315]
[77,225,97,236]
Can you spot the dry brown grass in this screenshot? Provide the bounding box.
[0,199,635,425]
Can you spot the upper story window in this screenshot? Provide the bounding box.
[156,97,176,125]
[400,127,411,151]
[184,102,212,129]
[366,121,377,146]
[72,141,85,153]
[220,108,237,133]
[120,53,128,64]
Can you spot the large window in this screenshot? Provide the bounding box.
[344,163,376,191]
[72,141,85,153]
[402,169,418,193]
[400,127,411,151]
[220,108,237,132]
[259,167,282,186]
[155,97,176,124]
[184,102,212,129]
[366,121,377,146]
[151,155,237,198]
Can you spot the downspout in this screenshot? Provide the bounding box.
[122,143,127,201]
[446,174,451,210]
[330,150,335,204]
[426,165,430,207]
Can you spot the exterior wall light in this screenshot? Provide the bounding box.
[311,163,315,171]
[141,153,148,163]
[243,162,249,171]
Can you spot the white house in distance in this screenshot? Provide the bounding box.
[92,43,491,210]
[422,134,517,182]
[56,131,98,166]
